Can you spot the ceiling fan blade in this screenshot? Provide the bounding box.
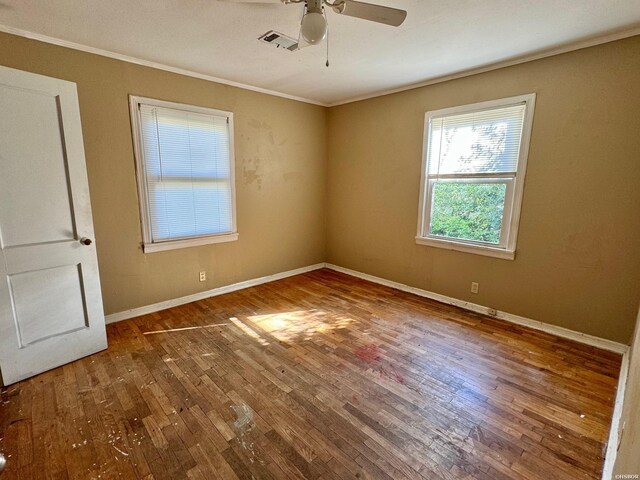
[332,0,407,26]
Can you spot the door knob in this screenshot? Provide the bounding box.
[0,452,6,474]
[80,237,93,246]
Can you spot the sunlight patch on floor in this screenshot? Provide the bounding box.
[229,316,270,346]
[247,309,354,342]
[142,323,229,335]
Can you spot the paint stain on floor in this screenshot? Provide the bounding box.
[382,364,405,385]
[231,402,265,466]
[355,343,380,363]
[231,403,253,430]
[354,343,405,385]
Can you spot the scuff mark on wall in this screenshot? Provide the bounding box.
[247,118,275,145]
[242,157,263,190]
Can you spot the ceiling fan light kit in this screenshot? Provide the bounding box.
[301,0,327,44]
[220,0,407,56]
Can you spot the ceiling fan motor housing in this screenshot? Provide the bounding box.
[307,0,323,13]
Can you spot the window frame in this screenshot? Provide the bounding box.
[129,95,238,253]
[416,94,536,260]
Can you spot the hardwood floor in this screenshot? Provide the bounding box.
[0,268,622,480]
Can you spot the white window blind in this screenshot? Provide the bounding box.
[427,104,526,176]
[130,96,237,252]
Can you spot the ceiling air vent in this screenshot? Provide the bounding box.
[258,30,299,51]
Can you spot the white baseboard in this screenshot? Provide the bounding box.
[104,263,326,324]
[325,263,628,354]
[105,260,628,355]
[602,348,630,479]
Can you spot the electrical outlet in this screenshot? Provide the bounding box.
[487,308,497,316]
[470,282,479,294]
[199,271,206,282]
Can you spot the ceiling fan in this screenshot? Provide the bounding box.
[219,0,407,46]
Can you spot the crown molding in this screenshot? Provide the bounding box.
[327,27,640,107]
[0,23,638,108]
[0,24,328,107]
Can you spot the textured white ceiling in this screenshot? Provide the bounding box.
[0,0,639,105]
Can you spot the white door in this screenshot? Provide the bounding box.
[0,65,107,386]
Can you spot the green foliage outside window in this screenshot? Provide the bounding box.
[429,182,506,244]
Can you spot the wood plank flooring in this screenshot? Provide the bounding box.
[0,268,622,479]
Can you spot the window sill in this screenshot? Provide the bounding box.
[415,236,515,260]
[143,233,239,253]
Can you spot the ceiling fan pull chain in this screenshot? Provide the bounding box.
[325,12,330,67]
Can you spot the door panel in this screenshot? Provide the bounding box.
[0,65,107,386]
[9,264,89,346]
[0,84,76,247]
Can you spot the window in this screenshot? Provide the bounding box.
[129,96,237,253]
[416,94,535,260]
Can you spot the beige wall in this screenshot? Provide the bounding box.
[0,32,327,315]
[327,36,640,343]
[613,306,640,476]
